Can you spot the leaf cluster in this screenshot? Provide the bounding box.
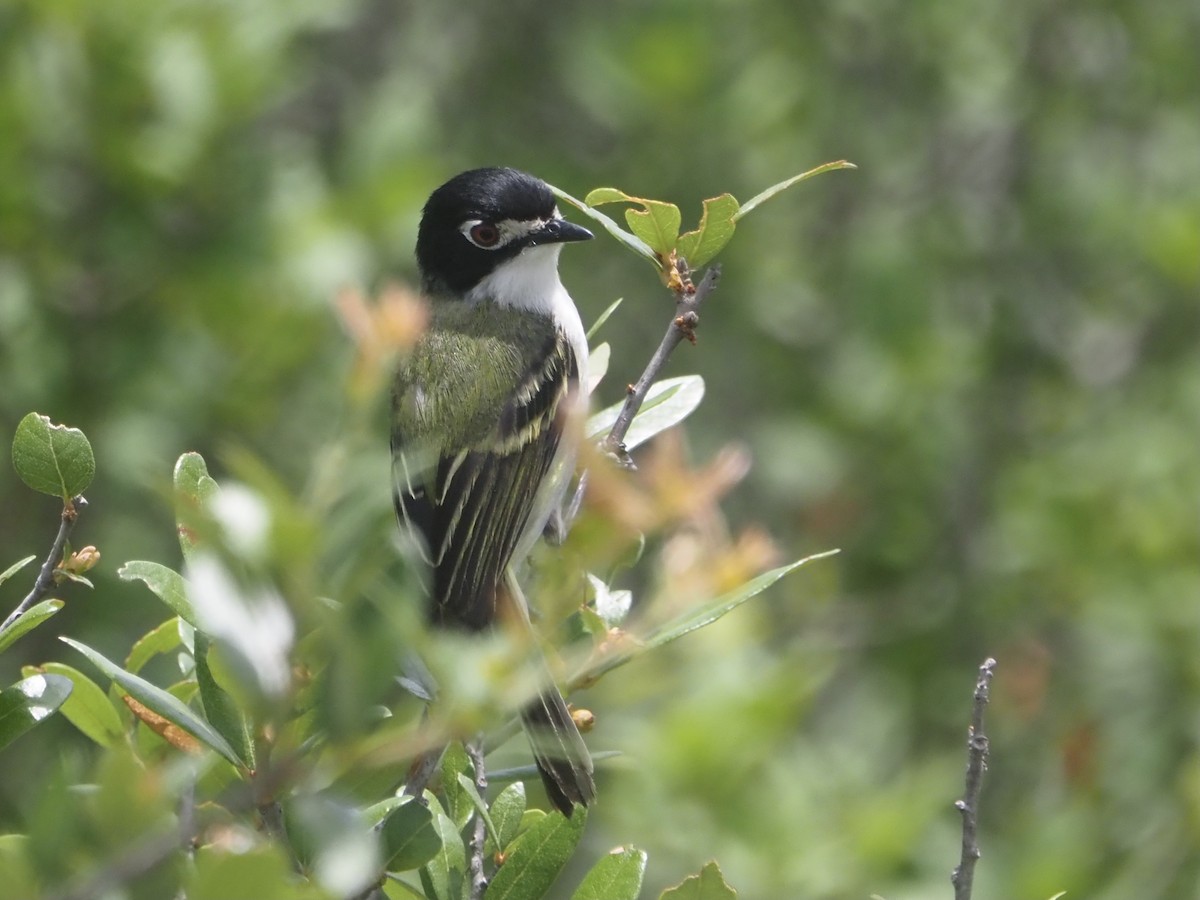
[0,302,828,900]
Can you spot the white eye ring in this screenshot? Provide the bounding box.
[461,220,503,249]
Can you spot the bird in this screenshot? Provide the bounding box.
[391,167,596,815]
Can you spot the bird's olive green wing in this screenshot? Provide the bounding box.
[392,324,579,630]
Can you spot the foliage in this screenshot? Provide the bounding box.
[1,1,1198,898]
[0,340,819,897]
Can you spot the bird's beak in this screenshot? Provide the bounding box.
[530,218,594,246]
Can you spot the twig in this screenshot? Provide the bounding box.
[952,657,997,900]
[466,737,489,900]
[601,262,720,468]
[1,495,86,633]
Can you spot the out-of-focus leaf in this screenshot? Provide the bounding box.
[11,412,94,500]
[485,782,526,856]
[118,560,198,627]
[551,187,659,266]
[587,574,632,628]
[189,845,322,900]
[576,552,838,687]
[0,674,72,750]
[61,637,243,768]
[187,553,295,701]
[174,451,220,505]
[21,662,124,747]
[645,551,839,649]
[418,795,465,900]
[586,297,623,341]
[126,617,185,674]
[486,807,587,900]
[174,451,219,561]
[676,193,739,268]
[587,376,706,452]
[659,861,738,899]
[587,342,610,395]
[0,556,36,588]
[194,631,255,769]
[379,798,442,871]
[734,160,857,221]
[0,599,63,654]
[571,846,647,900]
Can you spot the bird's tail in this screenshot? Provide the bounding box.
[521,687,595,817]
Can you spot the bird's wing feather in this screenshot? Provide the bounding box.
[392,328,579,630]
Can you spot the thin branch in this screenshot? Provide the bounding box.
[952,657,997,900]
[466,737,489,900]
[601,262,721,468]
[1,495,86,632]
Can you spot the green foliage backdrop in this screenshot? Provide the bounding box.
[2,0,1198,897]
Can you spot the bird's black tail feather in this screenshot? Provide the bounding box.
[521,687,595,817]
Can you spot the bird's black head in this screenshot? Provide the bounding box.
[416,167,593,296]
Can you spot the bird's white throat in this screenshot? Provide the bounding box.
[464,243,588,387]
[466,243,567,314]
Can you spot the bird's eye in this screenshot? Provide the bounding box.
[467,222,501,248]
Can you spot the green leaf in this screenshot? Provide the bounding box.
[125,617,185,674]
[624,200,682,258]
[174,451,219,505]
[61,637,243,768]
[194,631,255,769]
[441,741,474,829]
[486,807,587,900]
[418,796,466,900]
[734,160,857,221]
[0,673,72,750]
[645,551,839,650]
[0,556,36,588]
[586,375,706,452]
[583,187,634,206]
[577,552,838,687]
[455,772,501,850]
[118,560,198,627]
[11,412,95,500]
[174,451,219,562]
[486,782,526,856]
[676,193,739,268]
[0,599,64,654]
[571,846,647,900]
[659,861,738,899]
[21,662,124,747]
[550,186,660,267]
[585,297,623,341]
[583,186,683,255]
[379,799,442,872]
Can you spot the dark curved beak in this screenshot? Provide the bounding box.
[530,218,593,246]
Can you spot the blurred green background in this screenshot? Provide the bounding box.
[2,0,1199,897]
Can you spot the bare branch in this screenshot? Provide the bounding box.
[602,261,721,468]
[952,657,997,900]
[1,495,86,633]
[466,737,489,900]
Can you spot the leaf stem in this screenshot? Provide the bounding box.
[1,495,86,633]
